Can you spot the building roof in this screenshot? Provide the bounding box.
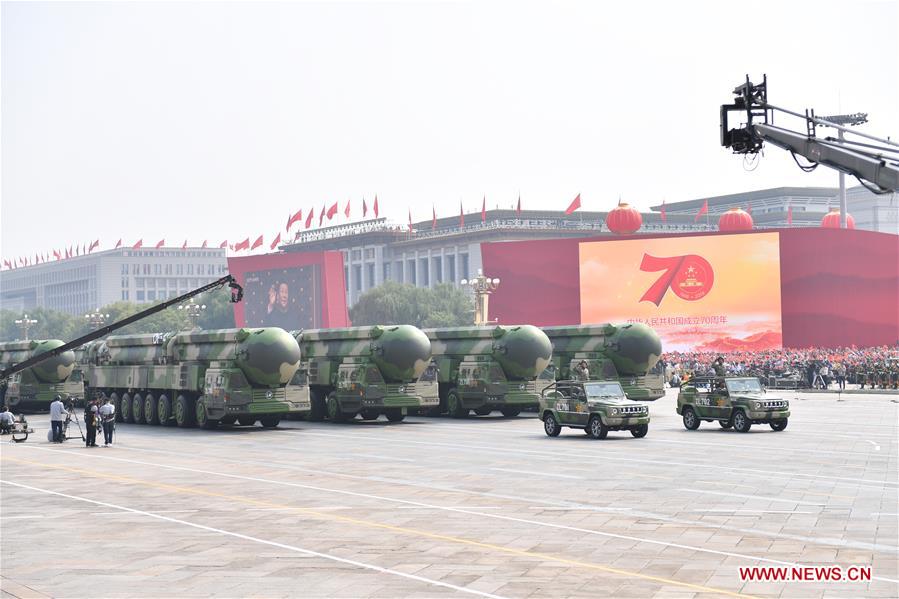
[649,186,839,212]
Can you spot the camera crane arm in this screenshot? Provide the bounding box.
[721,75,899,193]
[0,274,244,382]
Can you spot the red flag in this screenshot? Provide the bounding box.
[181,240,188,249]
[516,195,521,215]
[460,202,465,229]
[660,200,667,222]
[115,239,122,249]
[786,205,793,226]
[694,199,708,222]
[363,198,368,218]
[326,201,338,220]
[270,232,281,250]
[219,240,228,249]
[155,239,165,249]
[319,204,325,227]
[373,195,379,218]
[53,249,61,260]
[250,235,263,250]
[201,240,208,248]
[234,238,250,251]
[564,193,581,215]
[89,239,99,252]
[286,209,303,231]
[432,205,437,230]
[2,260,9,269]
[305,208,314,229]
[344,199,351,218]
[133,239,143,249]
[481,196,486,223]
[408,209,413,232]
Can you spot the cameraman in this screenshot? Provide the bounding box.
[49,395,69,443]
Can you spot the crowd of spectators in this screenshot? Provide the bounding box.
[658,345,899,390]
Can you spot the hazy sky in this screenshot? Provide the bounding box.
[2,0,897,260]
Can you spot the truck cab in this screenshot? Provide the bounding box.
[677,376,790,432]
[539,380,649,439]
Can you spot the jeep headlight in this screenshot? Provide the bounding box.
[610,407,618,415]
[397,386,405,393]
[753,401,761,410]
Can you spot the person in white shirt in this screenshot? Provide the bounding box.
[98,398,116,446]
[49,395,69,443]
[0,407,14,433]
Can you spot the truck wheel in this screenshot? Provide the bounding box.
[682,407,700,430]
[586,415,608,439]
[158,395,174,426]
[195,397,219,430]
[219,415,237,426]
[718,419,733,429]
[237,416,257,426]
[385,409,405,423]
[631,423,649,438]
[143,393,159,425]
[260,416,280,428]
[326,393,347,423]
[447,389,467,418]
[543,412,561,437]
[473,407,492,416]
[732,409,751,433]
[174,394,194,428]
[770,419,788,432]
[308,389,326,422]
[132,394,144,424]
[500,407,521,418]
[360,410,380,421]
[110,393,122,422]
[120,393,133,423]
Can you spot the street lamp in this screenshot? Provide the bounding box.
[14,314,38,340]
[460,269,501,326]
[177,298,206,329]
[84,309,110,331]
[819,112,868,228]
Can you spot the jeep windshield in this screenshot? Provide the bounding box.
[725,378,763,394]
[584,382,625,399]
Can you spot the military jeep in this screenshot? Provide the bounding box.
[539,380,650,439]
[676,376,789,433]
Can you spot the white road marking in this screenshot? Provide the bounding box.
[866,440,882,451]
[690,509,815,514]
[0,515,43,520]
[528,506,632,511]
[346,453,415,463]
[677,488,826,506]
[12,444,899,572]
[93,509,199,515]
[489,467,583,480]
[0,479,508,599]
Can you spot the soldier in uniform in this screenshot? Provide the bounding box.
[573,360,590,381]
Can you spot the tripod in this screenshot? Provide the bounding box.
[47,408,85,443]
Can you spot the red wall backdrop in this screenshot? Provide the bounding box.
[227,251,349,329]
[482,229,898,349]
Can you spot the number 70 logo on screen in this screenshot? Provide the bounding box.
[639,253,714,306]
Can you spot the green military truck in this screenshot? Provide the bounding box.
[293,325,438,423]
[539,379,650,438]
[0,340,84,411]
[81,327,307,429]
[677,376,790,432]
[539,323,665,401]
[424,325,553,418]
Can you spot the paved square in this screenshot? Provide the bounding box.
[2,390,897,598]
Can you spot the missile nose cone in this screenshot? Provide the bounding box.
[607,323,662,375]
[375,325,432,381]
[238,328,301,386]
[494,325,553,379]
[32,340,75,383]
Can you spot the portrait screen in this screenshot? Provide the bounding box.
[579,232,783,352]
[242,264,321,330]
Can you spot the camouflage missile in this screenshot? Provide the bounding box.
[425,325,553,379]
[0,339,76,384]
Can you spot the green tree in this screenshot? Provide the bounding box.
[349,282,473,328]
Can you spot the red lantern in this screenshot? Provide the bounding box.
[606,202,642,234]
[821,208,855,229]
[717,207,753,232]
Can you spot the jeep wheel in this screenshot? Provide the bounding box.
[174,395,194,428]
[631,423,648,438]
[219,415,237,426]
[237,416,257,426]
[682,407,700,430]
[500,407,521,418]
[718,419,733,429]
[732,410,751,433]
[543,412,561,437]
[360,410,380,421]
[770,419,788,432]
[586,415,608,439]
[260,416,280,428]
[447,389,468,418]
[473,407,492,416]
[385,408,405,423]
[326,393,347,423]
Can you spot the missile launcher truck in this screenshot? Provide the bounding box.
[293,325,438,423]
[539,323,665,401]
[0,340,84,411]
[424,325,553,417]
[81,327,307,429]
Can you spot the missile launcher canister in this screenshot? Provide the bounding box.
[82,327,308,429]
[293,325,438,423]
[0,340,84,410]
[424,325,553,418]
[540,323,665,401]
